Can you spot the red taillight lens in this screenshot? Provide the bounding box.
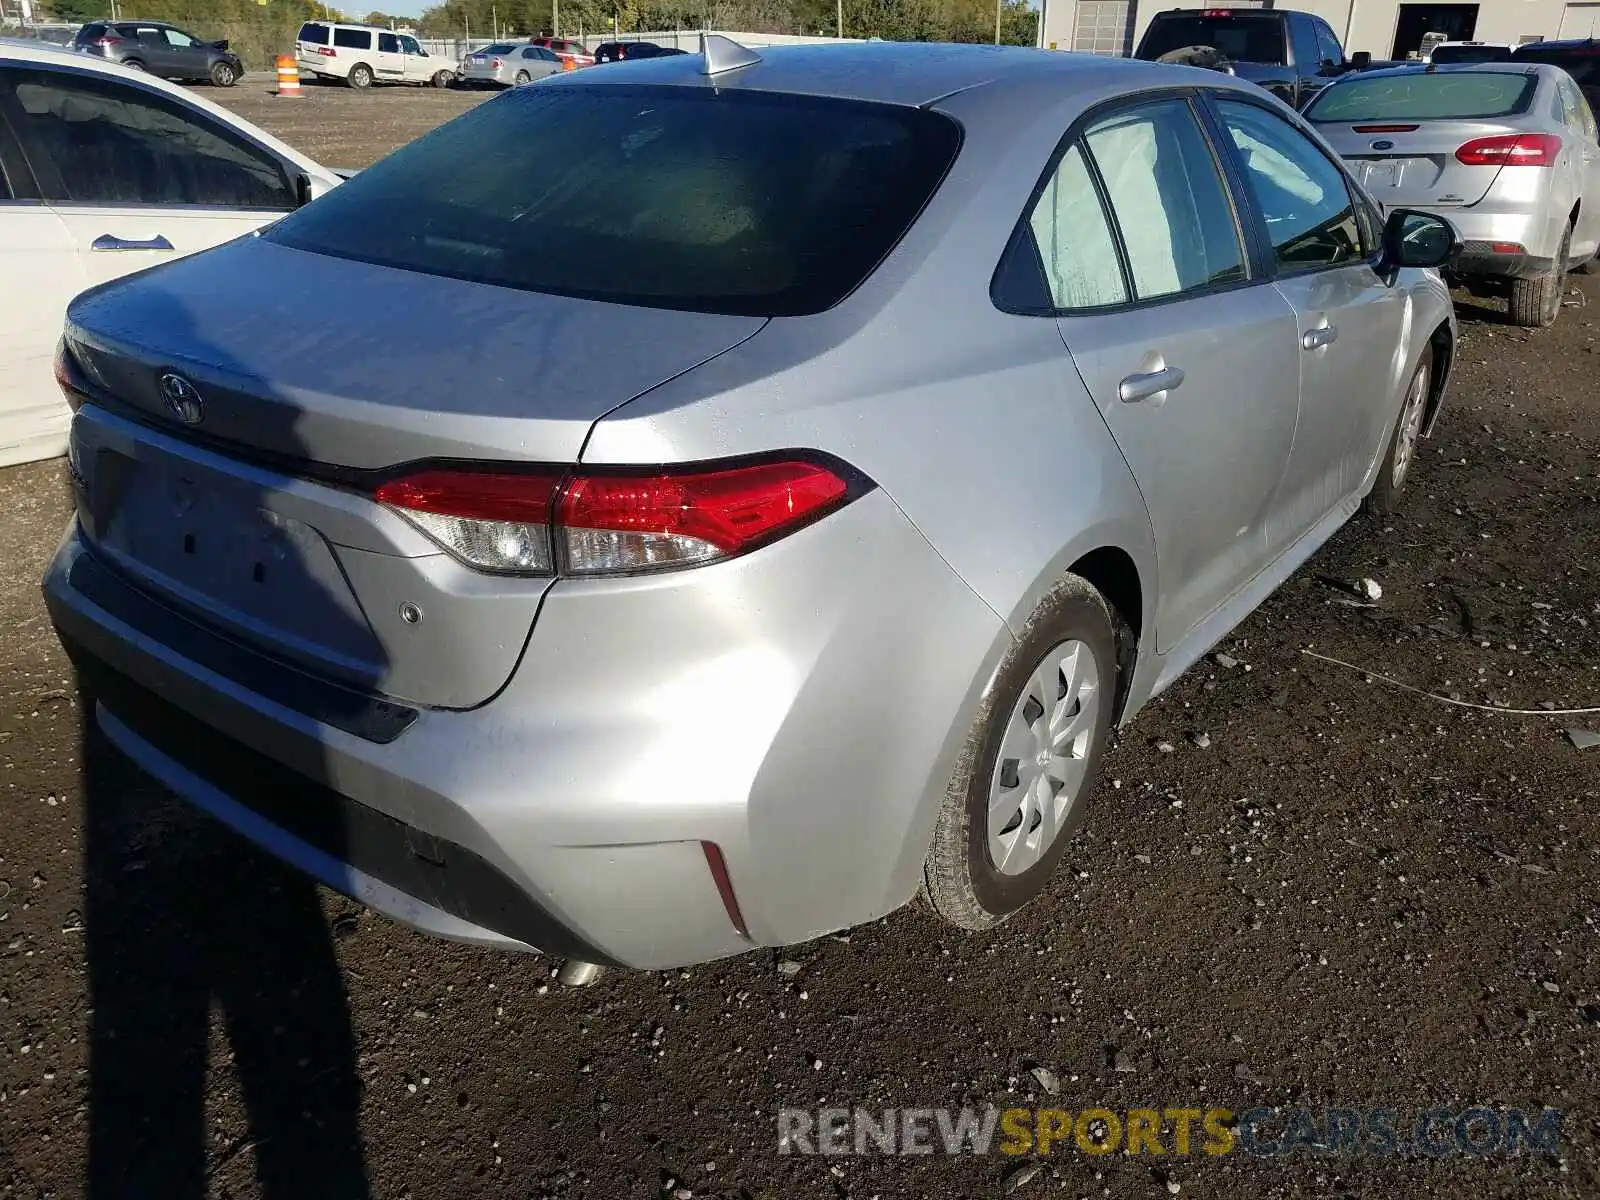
[1352,123,1420,133]
[375,469,562,574]
[374,457,858,576]
[317,45,336,56]
[1455,133,1561,167]
[91,35,123,47]
[557,459,851,573]
[491,57,503,67]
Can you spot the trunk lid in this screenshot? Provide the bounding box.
[64,235,764,709]
[1316,120,1518,207]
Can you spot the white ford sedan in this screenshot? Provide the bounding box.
[0,39,342,467]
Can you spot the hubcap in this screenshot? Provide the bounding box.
[986,640,1100,876]
[1390,361,1429,489]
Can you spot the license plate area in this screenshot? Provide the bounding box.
[1353,156,1443,192]
[93,448,383,675]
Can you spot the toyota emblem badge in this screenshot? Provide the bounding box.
[158,373,205,426]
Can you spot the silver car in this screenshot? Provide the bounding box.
[45,40,1456,972]
[1305,62,1600,327]
[461,41,561,87]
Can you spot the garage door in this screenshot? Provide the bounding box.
[1071,1,1132,54]
[1560,3,1600,37]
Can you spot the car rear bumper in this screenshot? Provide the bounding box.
[1427,192,1562,278]
[45,486,1005,968]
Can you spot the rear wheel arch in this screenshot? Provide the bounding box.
[1067,546,1144,723]
[1421,318,1454,435]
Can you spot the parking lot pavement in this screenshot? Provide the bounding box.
[210,72,491,168]
[2,99,1599,1197]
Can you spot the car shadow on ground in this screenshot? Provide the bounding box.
[78,708,370,1196]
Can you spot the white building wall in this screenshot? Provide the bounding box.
[1042,0,1583,63]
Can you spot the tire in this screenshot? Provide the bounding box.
[1364,343,1434,517]
[1508,225,1571,328]
[514,69,531,85]
[923,575,1119,931]
[121,58,145,72]
[209,60,237,87]
[346,63,373,89]
[432,69,454,88]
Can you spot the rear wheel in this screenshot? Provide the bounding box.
[122,58,145,72]
[209,60,237,87]
[1508,225,1570,327]
[514,69,531,85]
[923,576,1118,931]
[1365,343,1433,516]
[347,63,373,89]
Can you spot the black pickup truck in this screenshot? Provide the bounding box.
[1134,8,1377,109]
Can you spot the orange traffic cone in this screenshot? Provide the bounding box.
[276,54,302,97]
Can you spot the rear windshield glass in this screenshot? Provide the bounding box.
[1138,15,1284,63]
[1429,44,1512,64]
[478,43,518,54]
[298,22,329,44]
[265,85,962,317]
[1305,72,1537,121]
[333,27,371,50]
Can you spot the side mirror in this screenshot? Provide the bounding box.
[1379,209,1458,278]
[1350,50,1372,69]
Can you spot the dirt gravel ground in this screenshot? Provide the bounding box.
[3,88,1600,1200]
[212,73,491,168]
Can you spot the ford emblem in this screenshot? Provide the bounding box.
[158,372,205,426]
[1371,139,1394,151]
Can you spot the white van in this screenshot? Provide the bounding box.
[295,22,457,89]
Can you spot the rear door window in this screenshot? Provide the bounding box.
[1084,100,1246,300]
[379,32,401,54]
[264,85,961,316]
[2,67,295,210]
[333,28,371,50]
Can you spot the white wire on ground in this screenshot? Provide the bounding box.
[1299,649,1600,717]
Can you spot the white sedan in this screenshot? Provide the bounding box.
[0,40,342,467]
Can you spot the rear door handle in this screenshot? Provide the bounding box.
[91,234,174,252]
[1118,366,1185,403]
[1302,325,1339,350]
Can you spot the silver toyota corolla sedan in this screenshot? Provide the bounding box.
[45,40,1457,972]
[1304,61,1600,327]
[461,41,562,87]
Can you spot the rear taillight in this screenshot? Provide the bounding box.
[317,46,336,56]
[375,469,561,573]
[491,57,503,67]
[90,35,123,47]
[374,457,860,576]
[1352,123,1419,133]
[1455,133,1561,167]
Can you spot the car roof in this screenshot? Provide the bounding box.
[541,41,1209,107]
[1516,37,1600,51]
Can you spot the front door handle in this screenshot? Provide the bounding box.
[91,234,175,253]
[1302,324,1339,350]
[1118,366,1185,404]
